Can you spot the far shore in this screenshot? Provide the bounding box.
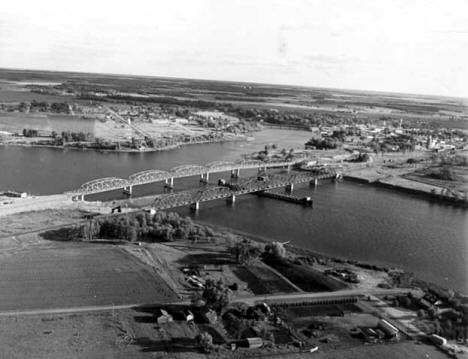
[0,133,249,153]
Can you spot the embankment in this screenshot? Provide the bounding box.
[343,174,467,208]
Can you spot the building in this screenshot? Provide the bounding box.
[244,337,263,349]
[377,319,399,339]
[429,334,447,346]
[156,309,173,324]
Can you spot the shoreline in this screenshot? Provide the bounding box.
[343,174,468,208]
[0,133,250,153]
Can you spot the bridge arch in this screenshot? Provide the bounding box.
[129,169,171,185]
[235,159,265,168]
[77,177,130,195]
[206,161,236,172]
[170,164,207,177]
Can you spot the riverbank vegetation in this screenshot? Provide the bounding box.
[85,211,215,242]
[39,211,218,243]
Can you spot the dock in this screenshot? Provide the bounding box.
[256,190,313,206]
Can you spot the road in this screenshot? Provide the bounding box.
[105,105,152,139]
[0,287,421,317]
[0,303,140,317]
[231,287,422,306]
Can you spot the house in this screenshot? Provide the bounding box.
[156,309,173,324]
[183,310,194,322]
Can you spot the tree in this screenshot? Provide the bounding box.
[445,319,454,339]
[232,240,261,264]
[264,242,286,261]
[128,227,138,242]
[202,279,231,313]
[196,331,214,353]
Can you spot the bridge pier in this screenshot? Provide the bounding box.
[190,201,200,211]
[285,183,294,193]
[165,177,174,189]
[200,172,209,184]
[227,194,236,204]
[123,185,132,195]
[231,168,240,178]
[310,178,318,187]
[80,194,84,201]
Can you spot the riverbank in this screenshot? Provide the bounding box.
[0,133,249,153]
[343,158,468,208]
[343,173,468,208]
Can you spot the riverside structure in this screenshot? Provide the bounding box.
[68,158,309,200]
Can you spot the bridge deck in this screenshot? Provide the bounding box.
[150,172,335,210]
[67,158,313,196]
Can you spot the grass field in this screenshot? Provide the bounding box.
[0,209,85,237]
[0,243,177,311]
[0,112,96,135]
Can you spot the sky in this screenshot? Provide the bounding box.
[1,0,467,98]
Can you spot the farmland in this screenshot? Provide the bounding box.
[0,241,177,312]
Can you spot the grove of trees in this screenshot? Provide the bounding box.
[82,211,215,243]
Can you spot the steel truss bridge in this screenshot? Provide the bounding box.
[150,171,336,211]
[67,158,309,197]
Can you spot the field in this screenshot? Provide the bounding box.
[0,242,177,312]
[148,240,299,298]
[264,258,348,292]
[232,263,299,294]
[1,68,466,131]
[0,208,86,237]
[0,308,206,359]
[0,112,96,135]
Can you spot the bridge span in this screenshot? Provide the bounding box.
[67,158,310,199]
[137,172,337,212]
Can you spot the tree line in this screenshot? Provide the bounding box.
[82,211,215,242]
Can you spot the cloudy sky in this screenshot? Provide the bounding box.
[1,0,467,97]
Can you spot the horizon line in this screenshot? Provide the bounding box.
[1,66,467,102]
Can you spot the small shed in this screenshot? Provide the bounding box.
[245,337,263,349]
[377,319,399,338]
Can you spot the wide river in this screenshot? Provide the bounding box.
[0,129,466,293]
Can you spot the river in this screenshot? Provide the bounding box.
[0,129,466,293]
